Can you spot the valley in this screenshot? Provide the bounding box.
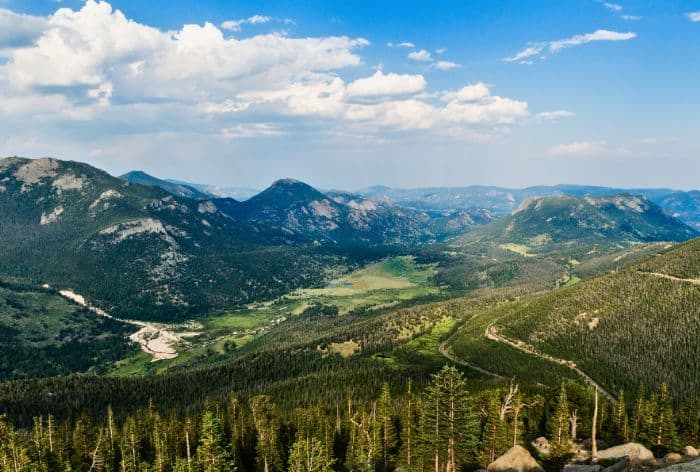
[1,155,699,471]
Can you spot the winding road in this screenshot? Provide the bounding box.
[484,323,615,402]
[438,311,616,402]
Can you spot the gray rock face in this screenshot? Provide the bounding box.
[563,465,602,472]
[596,443,654,463]
[655,458,700,471]
[531,437,551,456]
[487,445,543,472]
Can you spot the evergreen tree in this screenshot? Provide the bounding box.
[197,410,234,472]
[419,366,478,472]
[288,437,334,472]
[377,383,397,471]
[399,379,421,471]
[548,384,572,457]
[478,393,509,467]
[655,383,680,450]
[251,395,282,472]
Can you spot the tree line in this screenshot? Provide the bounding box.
[1,366,697,471]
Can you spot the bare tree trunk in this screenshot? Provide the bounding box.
[570,409,579,441]
[185,429,192,469]
[592,386,599,461]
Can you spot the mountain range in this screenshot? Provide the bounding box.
[360,184,700,230]
[4,156,698,325]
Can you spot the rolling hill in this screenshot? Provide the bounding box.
[454,194,697,257]
[482,238,700,401]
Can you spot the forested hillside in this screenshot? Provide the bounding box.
[491,238,700,401]
[0,279,136,381]
[455,194,697,258]
[0,368,696,472]
[0,157,368,321]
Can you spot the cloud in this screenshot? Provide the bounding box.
[621,15,641,20]
[602,2,622,12]
[432,60,461,70]
[220,123,283,139]
[505,29,637,63]
[687,12,700,22]
[534,110,575,121]
[408,49,432,62]
[0,0,543,150]
[387,41,414,48]
[220,14,272,32]
[345,70,426,102]
[440,83,528,126]
[549,140,607,156]
[0,8,47,50]
[435,48,447,54]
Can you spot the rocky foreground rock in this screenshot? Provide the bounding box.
[595,443,655,463]
[487,445,543,472]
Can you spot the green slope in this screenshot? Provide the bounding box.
[489,238,700,401]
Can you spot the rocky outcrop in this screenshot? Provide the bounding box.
[563,465,602,472]
[531,437,551,456]
[487,445,543,472]
[655,459,700,471]
[595,443,654,463]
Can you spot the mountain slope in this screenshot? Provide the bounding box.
[214,180,494,246]
[455,194,697,256]
[360,184,700,230]
[0,157,356,321]
[120,170,210,199]
[216,180,435,246]
[0,279,136,381]
[492,238,700,401]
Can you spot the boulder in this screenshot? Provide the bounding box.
[563,465,603,472]
[655,458,700,471]
[601,458,628,472]
[666,453,684,463]
[532,437,551,456]
[685,446,699,457]
[487,445,544,472]
[596,443,654,463]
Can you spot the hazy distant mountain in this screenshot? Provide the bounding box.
[360,184,700,230]
[166,179,260,201]
[121,171,260,201]
[456,194,698,255]
[120,170,210,199]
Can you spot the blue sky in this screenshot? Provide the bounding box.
[0,0,699,190]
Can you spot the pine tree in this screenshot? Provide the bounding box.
[377,383,397,471]
[251,395,282,472]
[655,383,680,450]
[288,437,335,472]
[548,384,572,457]
[399,379,421,471]
[419,366,478,472]
[478,393,509,467]
[197,410,234,472]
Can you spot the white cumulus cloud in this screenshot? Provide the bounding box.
[687,12,700,22]
[505,29,636,63]
[345,70,426,102]
[408,49,432,62]
[220,14,272,32]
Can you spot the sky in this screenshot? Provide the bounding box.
[0,0,699,190]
